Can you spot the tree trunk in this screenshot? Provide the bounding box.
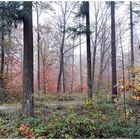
[84,1,93,98]
[57,26,66,93]
[79,24,83,93]
[36,3,40,93]
[43,62,46,94]
[98,55,104,89]
[92,16,97,89]
[0,25,5,90]
[130,1,135,81]
[63,57,66,93]
[98,25,106,89]
[22,2,34,116]
[107,59,110,91]
[71,38,75,93]
[111,1,117,102]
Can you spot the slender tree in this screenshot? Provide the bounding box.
[130,1,135,81]
[111,1,117,102]
[56,2,76,93]
[22,2,34,116]
[92,2,98,89]
[0,18,5,90]
[79,17,83,93]
[35,2,41,93]
[57,2,66,93]
[71,36,75,92]
[84,1,93,98]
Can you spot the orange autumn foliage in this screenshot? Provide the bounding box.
[131,95,140,101]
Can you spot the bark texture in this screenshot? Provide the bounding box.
[111,1,117,101]
[22,2,34,116]
[84,1,93,98]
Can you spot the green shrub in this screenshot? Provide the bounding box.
[9,113,97,139]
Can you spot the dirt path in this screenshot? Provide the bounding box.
[0,101,82,111]
[0,105,19,110]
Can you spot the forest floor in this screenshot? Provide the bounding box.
[1,90,140,138]
[0,92,85,111]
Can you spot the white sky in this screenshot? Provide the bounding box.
[32,1,140,65]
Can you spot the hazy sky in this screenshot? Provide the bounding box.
[32,1,140,63]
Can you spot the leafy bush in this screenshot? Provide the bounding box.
[45,113,96,138]
[6,112,97,139]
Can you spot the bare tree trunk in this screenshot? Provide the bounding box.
[63,57,66,93]
[43,62,46,94]
[92,31,97,89]
[22,2,34,116]
[57,24,66,93]
[98,56,104,89]
[98,25,109,89]
[0,28,4,90]
[98,32,104,89]
[79,26,83,93]
[57,33,65,93]
[84,1,93,98]
[0,17,5,90]
[36,3,40,93]
[57,2,73,93]
[71,38,75,93]
[130,1,135,81]
[111,1,117,102]
[10,60,12,84]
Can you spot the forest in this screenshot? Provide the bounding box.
[1,1,140,139]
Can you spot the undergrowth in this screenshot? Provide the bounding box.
[1,90,140,138]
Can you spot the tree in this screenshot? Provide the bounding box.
[71,36,75,92]
[79,17,83,93]
[56,2,76,93]
[111,1,117,102]
[0,18,5,90]
[33,2,52,93]
[39,24,57,94]
[130,1,135,82]
[90,2,111,89]
[35,2,41,93]
[0,2,22,100]
[0,2,34,115]
[91,2,100,89]
[22,2,34,116]
[56,2,67,93]
[84,1,93,98]
[98,24,111,89]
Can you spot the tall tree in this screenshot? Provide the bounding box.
[35,2,41,93]
[56,2,76,93]
[22,2,34,116]
[34,2,52,93]
[98,24,111,89]
[84,1,93,98]
[79,17,83,93]
[130,1,135,80]
[0,18,5,90]
[92,2,98,89]
[71,36,75,92]
[39,24,56,94]
[56,2,67,93]
[111,1,117,102]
